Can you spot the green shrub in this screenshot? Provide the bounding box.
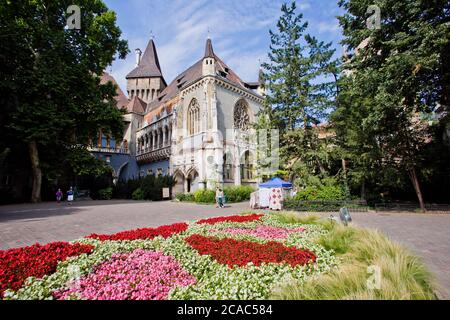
[193,189,216,203]
[317,185,345,200]
[113,178,142,199]
[223,185,254,202]
[176,186,254,204]
[98,187,112,200]
[175,192,195,202]
[113,175,175,201]
[132,188,145,200]
[295,185,345,201]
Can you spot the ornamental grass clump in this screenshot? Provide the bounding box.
[271,224,436,300]
[271,212,320,225]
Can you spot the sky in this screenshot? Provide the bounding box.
[103,0,345,94]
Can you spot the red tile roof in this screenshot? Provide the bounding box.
[126,39,164,79]
[126,96,147,114]
[100,72,129,110]
[147,39,253,112]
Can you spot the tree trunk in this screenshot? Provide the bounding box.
[29,140,42,203]
[316,159,326,174]
[409,167,426,213]
[360,179,366,200]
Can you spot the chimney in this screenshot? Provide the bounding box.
[135,48,142,67]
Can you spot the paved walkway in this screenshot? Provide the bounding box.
[0,200,249,249]
[0,201,449,299]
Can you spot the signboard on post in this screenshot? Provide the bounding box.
[162,188,170,199]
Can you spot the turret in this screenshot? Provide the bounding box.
[126,38,166,103]
[202,38,216,76]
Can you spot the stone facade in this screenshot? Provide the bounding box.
[98,37,265,193]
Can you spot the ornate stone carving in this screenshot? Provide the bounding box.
[234,100,250,131]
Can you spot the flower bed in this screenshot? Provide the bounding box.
[54,249,196,300]
[87,223,188,241]
[196,214,263,225]
[1,213,339,300]
[0,242,94,298]
[185,234,316,268]
[210,225,305,240]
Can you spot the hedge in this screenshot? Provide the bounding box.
[294,185,345,201]
[176,185,255,204]
[113,175,175,201]
[283,199,368,212]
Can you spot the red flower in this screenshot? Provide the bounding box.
[87,223,188,241]
[0,242,94,298]
[196,214,263,225]
[185,234,316,268]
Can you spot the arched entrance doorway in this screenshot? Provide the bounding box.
[173,171,185,195]
[240,150,254,182]
[186,169,199,193]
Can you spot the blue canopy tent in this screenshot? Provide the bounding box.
[259,177,293,189]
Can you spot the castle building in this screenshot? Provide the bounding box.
[92,37,265,193]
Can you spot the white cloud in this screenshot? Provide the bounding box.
[298,1,311,11]
[110,0,280,93]
[316,20,341,34]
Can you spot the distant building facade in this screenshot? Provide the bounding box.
[94,38,265,193]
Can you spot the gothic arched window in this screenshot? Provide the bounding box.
[234,99,250,131]
[240,150,254,181]
[223,153,234,181]
[187,99,200,135]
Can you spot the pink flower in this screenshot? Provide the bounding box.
[54,250,196,300]
[210,226,305,240]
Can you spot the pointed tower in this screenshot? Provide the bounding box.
[126,38,167,104]
[202,38,216,76]
[257,65,266,96]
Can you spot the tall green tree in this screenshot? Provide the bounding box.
[261,1,338,177]
[0,0,128,202]
[334,0,450,210]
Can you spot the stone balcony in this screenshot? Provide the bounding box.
[136,145,171,163]
[88,146,129,154]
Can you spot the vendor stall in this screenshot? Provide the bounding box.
[253,177,293,210]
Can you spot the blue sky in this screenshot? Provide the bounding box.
[104,0,344,93]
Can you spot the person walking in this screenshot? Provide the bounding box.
[216,187,224,208]
[67,187,74,205]
[56,188,63,203]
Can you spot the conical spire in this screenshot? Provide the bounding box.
[204,38,215,58]
[126,39,163,78]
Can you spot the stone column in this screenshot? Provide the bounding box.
[163,127,167,147]
[211,86,218,131]
[202,83,208,133]
[234,149,241,186]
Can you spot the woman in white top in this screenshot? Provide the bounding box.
[216,188,224,208]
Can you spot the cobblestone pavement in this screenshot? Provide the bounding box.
[0,201,449,299]
[0,200,250,249]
